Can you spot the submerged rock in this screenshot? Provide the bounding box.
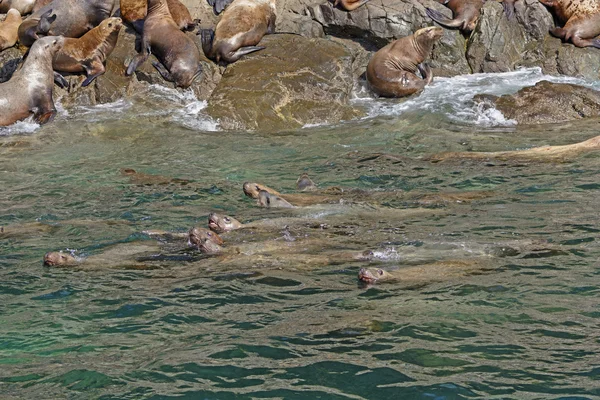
[206,34,363,132]
[475,80,600,125]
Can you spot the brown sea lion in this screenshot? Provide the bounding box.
[188,226,225,254]
[366,26,443,98]
[243,182,282,198]
[52,17,122,87]
[126,0,202,88]
[18,0,114,47]
[119,0,195,33]
[200,0,276,63]
[426,0,484,33]
[43,251,78,266]
[208,213,244,233]
[0,35,64,126]
[0,8,21,51]
[0,0,35,14]
[257,190,296,208]
[358,260,489,285]
[539,0,600,48]
[333,0,370,11]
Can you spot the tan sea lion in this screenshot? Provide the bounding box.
[426,0,484,33]
[366,26,443,98]
[0,35,64,126]
[0,0,35,14]
[257,190,296,208]
[52,17,122,87]
[0,9,21,51]
[126,0,202,88]
[43,251,78,266]
[333,0,370,11]
[200,0,276,63]
[539,0,600,48]
[208,213,244,233]
[120,0,195,33]
[18,0,114,47]
[188,226,225,254]
[358,260,489,285]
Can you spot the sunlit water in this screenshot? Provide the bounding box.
[1,69,599,399]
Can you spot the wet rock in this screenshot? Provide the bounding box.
[206,34,363,132]
[0,47,25,83]
[538,36,600,81]
[475,80,600,125]
[277,0,325,37]
[308,0,470,77]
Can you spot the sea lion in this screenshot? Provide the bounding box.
[539,0,600,48]
[0,0,35,14]
[358,260,490,285]
[333,0,370,11]
[126,0,202,88]
[200,0,276,63]
[425,0,484,34]
[0,9,21,51]
[366,26,443,98]
[119,0,195,33]
[0,35,64,126]
[18,0,114,47]
[52,17,122,87]
[243,182,282,198]
[206,0,233,14]
[257,190,296,208]
[296,173,317,192]
[32,0,52,12]
[208,212,244,233]
[188,226,225,254]
[43,251,78,266]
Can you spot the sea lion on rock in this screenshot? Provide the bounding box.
[200,0,276,63]
[0,9,21,51]
[366,26,443,98]
[0,35,64,126]
[539,0,600,48]
[0,0,35,14]
[120,0,195,33]
[126,0,202,88]
[426,0,484,33]
[18,0,114,47]
[53,17,122,87]
[333,0,370,11]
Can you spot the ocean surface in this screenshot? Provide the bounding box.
[1,68,599,399]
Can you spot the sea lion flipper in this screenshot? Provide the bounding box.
[229,45,265,62]
[37,10,57,35]
[53,72,68,89]
[425,8,464,29]
[417,63,433,85]
[212,0,234,14]
[199,29,215,58]
[152,62,174,82]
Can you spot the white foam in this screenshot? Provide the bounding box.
[354,67,599,127]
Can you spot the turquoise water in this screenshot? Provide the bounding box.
[1,72,600,398]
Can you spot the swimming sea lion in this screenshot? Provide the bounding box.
[333,0,370,11]
[425,0,484,33]
[119,0,195,33]
[200,0,276,63]
[0,9,21,51]
[366,26,443,98]
[296,173,317,191]
[43,251,78,266]
[0,0,35,14]
[188,226,224,254]
[18,0,114,47]
[257,190,296,208]
[539,0,600,48]
[243,182,282,198]
[208,213,243,233]
[53,17,122,87]
[126,0,202,88]
[0,35,64,126]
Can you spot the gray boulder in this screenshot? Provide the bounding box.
[206,34,363,132]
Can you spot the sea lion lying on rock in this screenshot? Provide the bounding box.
[0,35,64,126]
[0,0,35,14]
[426,0,485,33]
[0,8,21,51]
[126,0,202,88]
[53,17,122,87]
[540,0,600,48]
[366,26,443,98]
[200,0,276,63]
[119,0,195,33]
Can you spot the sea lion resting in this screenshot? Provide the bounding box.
[126,0,202,88]
[426,0,485,33]
[540,0,600,48]
[119,0,195,33]
[18,0,115,47]
[0,35,64,126]
[366,26,443,98]
[200,0,276,63]
[0,9,21,51]
[0,0,35,14]
[53,17,122,87]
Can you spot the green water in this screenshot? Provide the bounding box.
[1,81,599,399]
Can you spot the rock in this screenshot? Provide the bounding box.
[475,80,600,125]
[538,36,600,81]
[206,34,363,132]
[0,47,25,83]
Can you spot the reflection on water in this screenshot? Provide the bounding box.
[1,71,599,398]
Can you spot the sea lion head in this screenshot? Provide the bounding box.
[98,17,123,35]
[32,36,65,56]
[188,226,224,247]
[358,267,394,284]
[170,58,203,89]
[296,173,317,191]
[43,251,77,266]
[243,182,280,199]
[208,213,243,233]
[414,26,444,43]
[257,190,295,208]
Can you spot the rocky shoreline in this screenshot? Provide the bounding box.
[1,0,600,132]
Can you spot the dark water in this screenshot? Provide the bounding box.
[1,71,599,398]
